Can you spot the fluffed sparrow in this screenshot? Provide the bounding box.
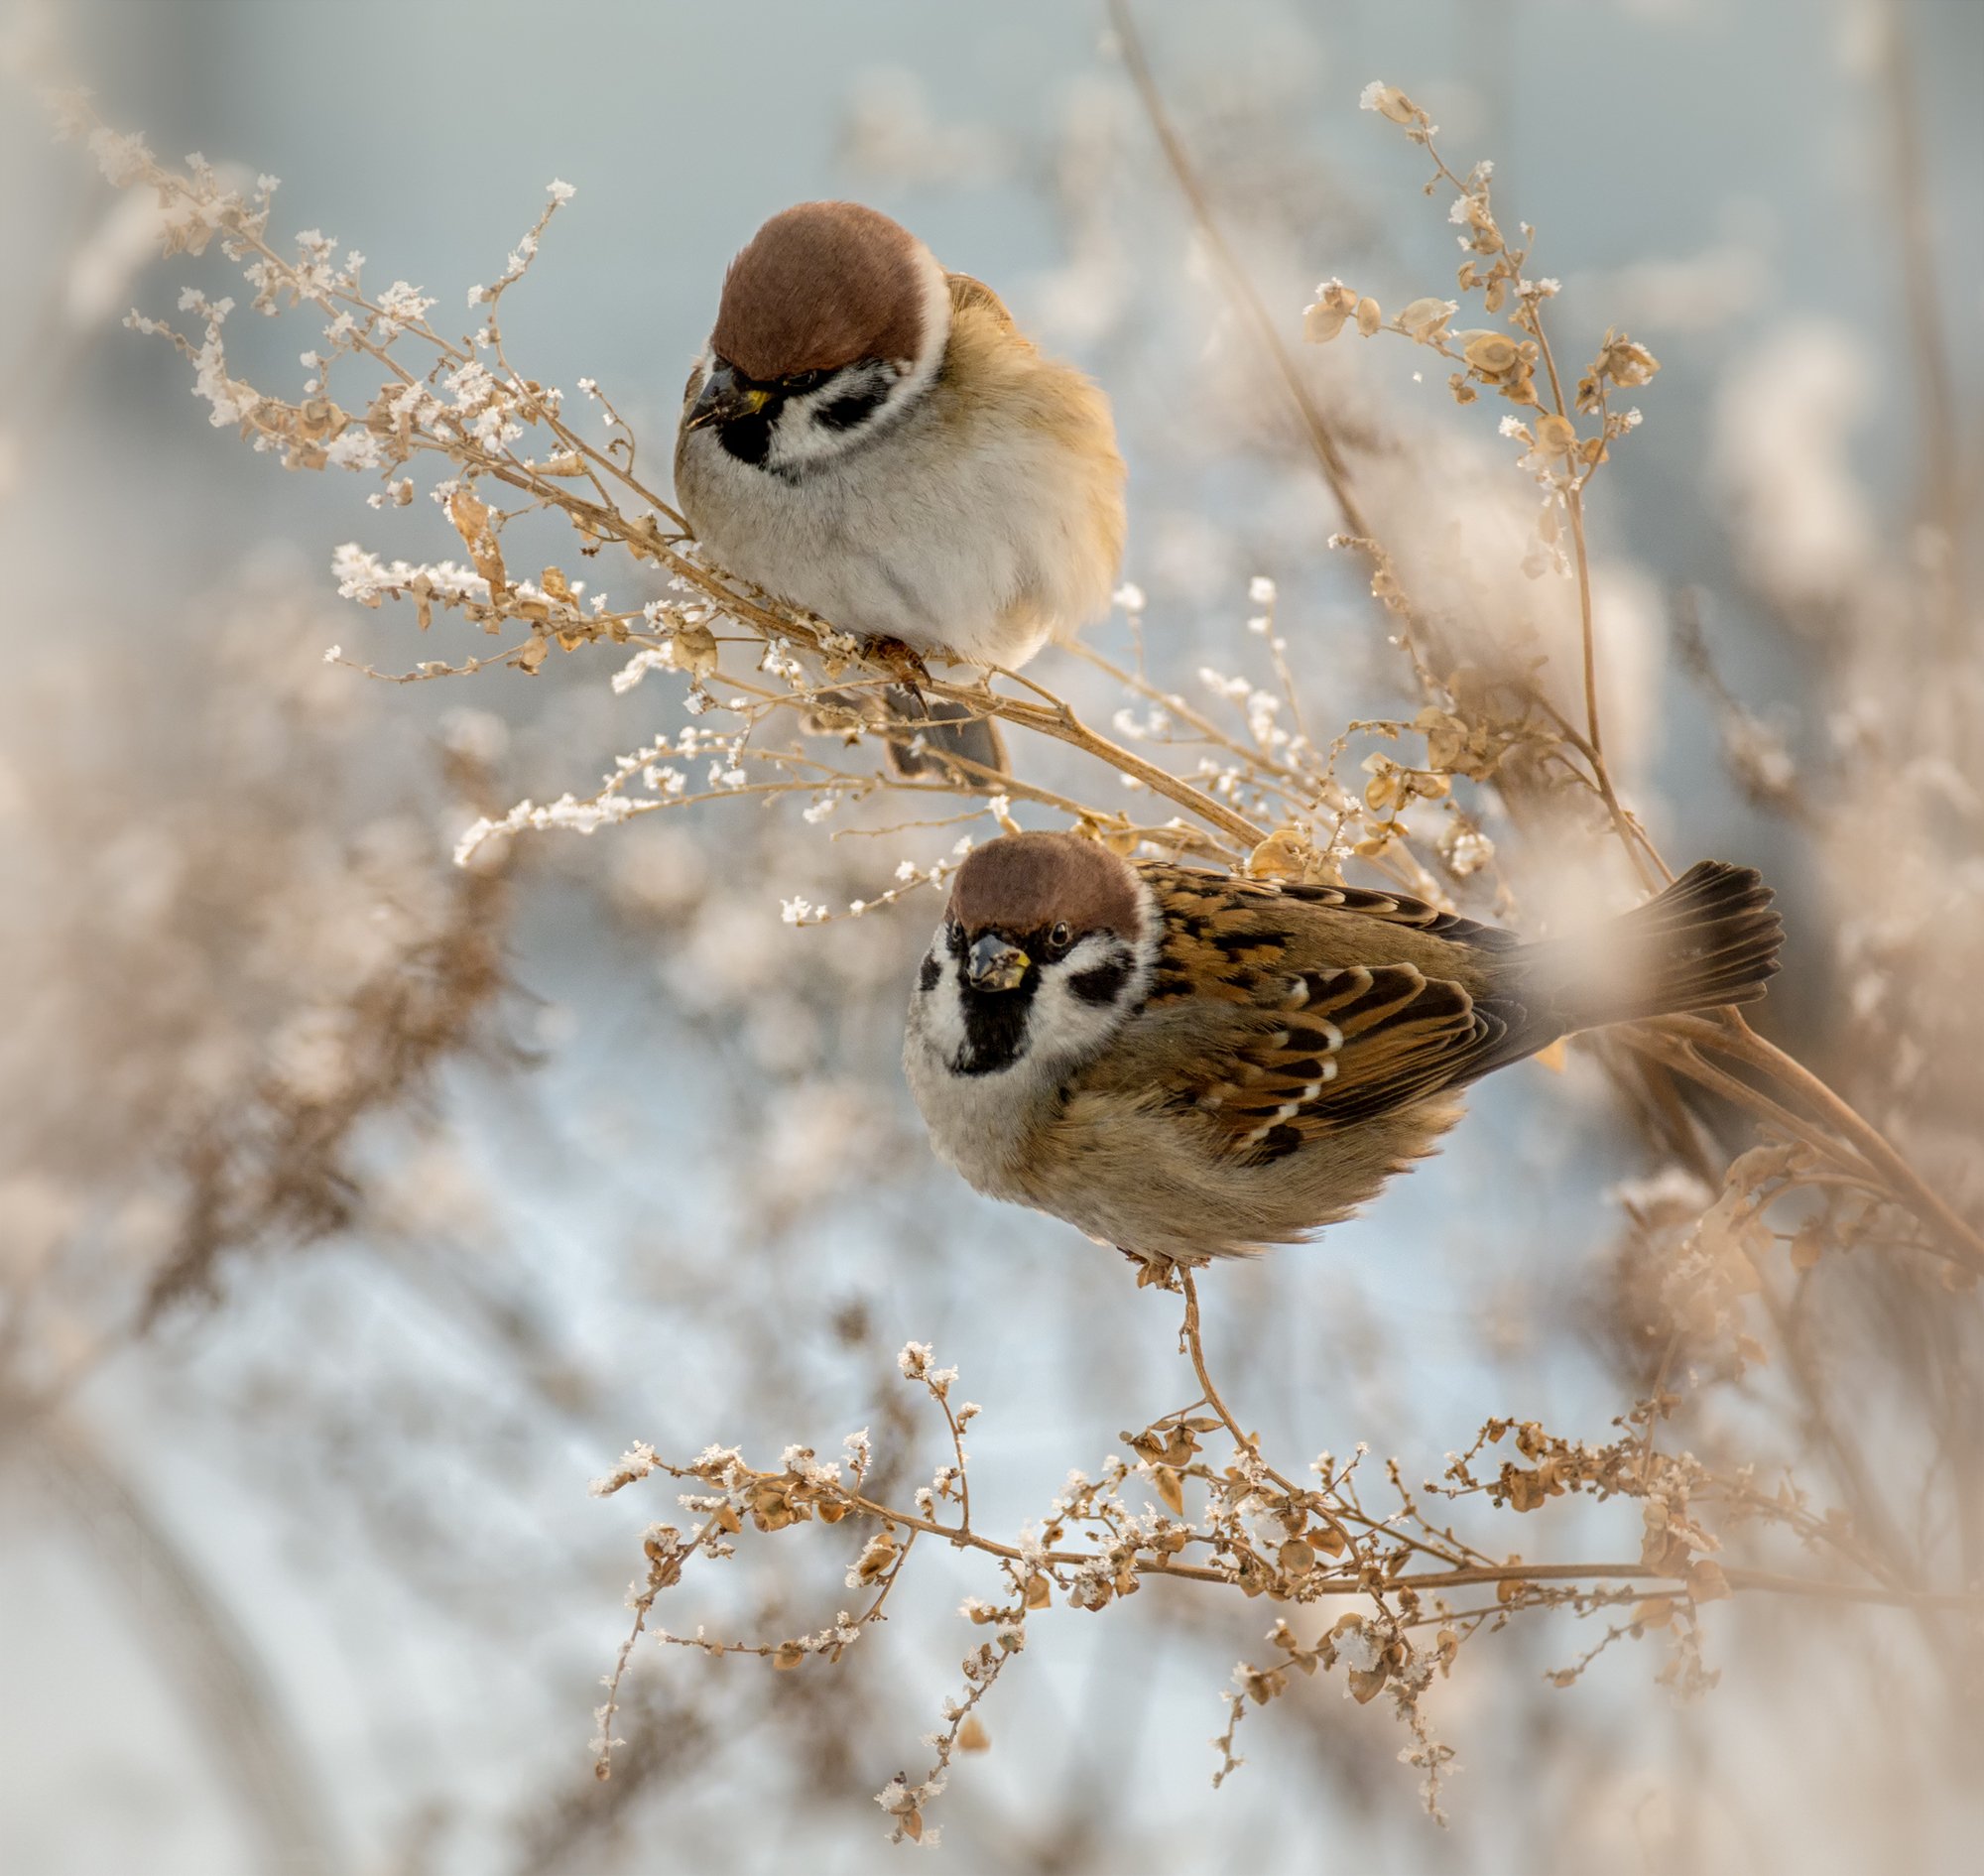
[904,832,1783,1264]
[673,201,1126,774]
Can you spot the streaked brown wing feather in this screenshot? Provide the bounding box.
[1135,865,1531,1165]
[1270,878,1524,952]
[1139,864,1519,1005]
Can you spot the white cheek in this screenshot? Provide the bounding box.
[1027,935,1132,1063]
[766,364,903,470]
[912,942,972,1061]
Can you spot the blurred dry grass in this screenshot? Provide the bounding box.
[2,3,1981,1872]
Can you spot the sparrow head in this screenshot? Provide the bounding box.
[684,201,953,473]
[913,832,1156,1078]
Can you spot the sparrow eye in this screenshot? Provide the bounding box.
[1048,922,1073,954]
[783,368,829,396]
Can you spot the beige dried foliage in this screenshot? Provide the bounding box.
[49,27,1984,1850]
[0,576,518,1393]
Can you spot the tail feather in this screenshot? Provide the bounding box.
[881,690,1006,779]
[1541,860,1783,1031]
[804,686,1008,779]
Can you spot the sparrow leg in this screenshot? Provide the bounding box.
[852,638,1006,780]
[859,634,933,694]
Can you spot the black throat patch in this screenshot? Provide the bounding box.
[954,980,1038,1076]
[715,400,779,467]
[945,921,1039,1077]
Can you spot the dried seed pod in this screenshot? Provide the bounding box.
[1397,296,1457,342]
[1461,330,1521,375]
[673,620,718,680]
[1302,280,1360,343]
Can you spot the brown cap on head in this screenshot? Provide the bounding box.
[711,201,930,382]
[949,832,1142,940]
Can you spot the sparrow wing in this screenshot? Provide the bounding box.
[1257,876,1523,952]
[1134,865,1534,1165]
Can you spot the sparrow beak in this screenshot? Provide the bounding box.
[683,363,772,432]
[966,933,1031,993]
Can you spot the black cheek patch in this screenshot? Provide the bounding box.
[918,952,941,993]
[1067,958,1131,1005]
[817,386,886,432]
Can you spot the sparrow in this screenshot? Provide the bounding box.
[903,832,1784,1265]
[673,201,1126,775]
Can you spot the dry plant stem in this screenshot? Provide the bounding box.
[657,1529,920,1664]
[1067,640,1311,790]
[1552,438,1658,889]
[109,138,1270,857]
[1874,0,1967,662]
[594,1509,727,1782]
[1626,1029,1878,1186]
[816,1489,1964,1613]
[1430,146,1661,894]
[1718,1013,1984,1266]
[900,680,1268,848]
[937,1393,972,1537]
[1106,0,1371,541]
[523,503,1268,850]
[1164,1274,1961,1611]
[1520,324,1612,777]
[1665,1012,1984,1277]
[1113,5,1663,892]
[1627,1025,1984,1283]
[583,544,1266,854]
[1176,1270,1455,1568]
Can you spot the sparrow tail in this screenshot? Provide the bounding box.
[804,687,1007,779]
[881,691,1006,779]
[1539,860,1784,1032]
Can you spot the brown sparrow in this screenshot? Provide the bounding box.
[673,201,1125,773]
[904,832,1783,1264]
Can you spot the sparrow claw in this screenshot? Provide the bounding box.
[854,637,1007,779]
[860,635,933,696]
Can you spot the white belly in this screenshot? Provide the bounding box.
[674,369,1122,668]
[901,1008,1048,1202]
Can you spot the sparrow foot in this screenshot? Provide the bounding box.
[859,635,933,693]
